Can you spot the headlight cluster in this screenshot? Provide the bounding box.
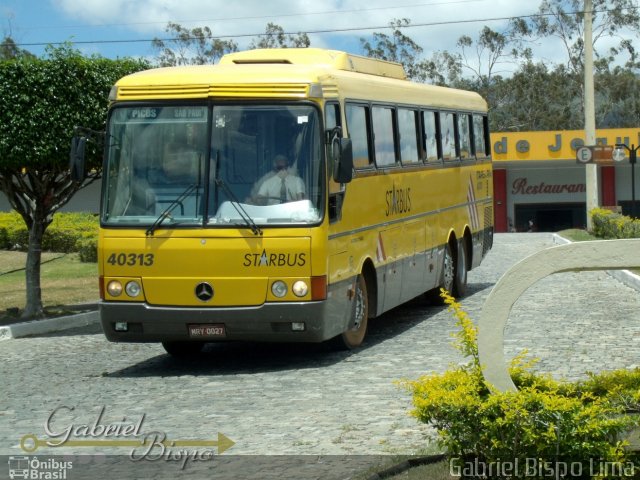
[107,280,142,298]
[271,280,309,298]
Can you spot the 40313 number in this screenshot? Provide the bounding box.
[107,253,154,267]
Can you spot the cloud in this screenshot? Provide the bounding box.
[51,0,537,55]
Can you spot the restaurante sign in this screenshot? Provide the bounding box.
[511,177,586,195]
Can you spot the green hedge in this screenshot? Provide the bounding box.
[0,211,98,262]
[591,207,640,239]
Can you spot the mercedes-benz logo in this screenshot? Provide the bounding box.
[195,282,214,302]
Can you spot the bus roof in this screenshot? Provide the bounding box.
[112,48,487,112]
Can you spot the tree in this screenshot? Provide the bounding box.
[1,36,35,60]
[0,45,148,318]
[595,66,640,127]
[489,61,582,131]
[512,0,640,75]
[360,18,431,82]
[152,22,238,66]
[509,0,640,125]
[249,23,310,49]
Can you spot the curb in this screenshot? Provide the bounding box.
[552,233,640,292]
[0,310,99,341]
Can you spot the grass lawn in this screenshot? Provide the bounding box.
[0,251,98,323]
[556,228,598,242]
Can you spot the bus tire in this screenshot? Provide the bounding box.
[332,274,369,350]
[453,239,468,298]
[162,341,205,357]
[425,241,455,305]
[442,241,455,295]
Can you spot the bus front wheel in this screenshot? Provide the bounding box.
[333,274,369,350]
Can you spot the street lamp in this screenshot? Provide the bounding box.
[614,143,639,218]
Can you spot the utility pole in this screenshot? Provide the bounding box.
[584,0,598,230]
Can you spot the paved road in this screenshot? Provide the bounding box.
[1,233,639,479]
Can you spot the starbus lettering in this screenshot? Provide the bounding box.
[385,183,412,216]
[243,250,306,267]
[511,177,586,195]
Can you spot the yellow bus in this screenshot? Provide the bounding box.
[71,48,493,355]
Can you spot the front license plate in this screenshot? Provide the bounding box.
[188,324,226,338]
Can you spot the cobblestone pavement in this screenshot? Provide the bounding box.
[1,233,639,479]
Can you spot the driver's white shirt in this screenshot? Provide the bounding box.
[257,173,305,205]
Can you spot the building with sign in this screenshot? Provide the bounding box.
[492,128,640,232]
[1,128,640,234]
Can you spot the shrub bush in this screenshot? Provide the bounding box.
[402,290,640,479]
[591,208,640,239]
[76,235,98,263]
[0,211,98,262]
[0,211,28,248]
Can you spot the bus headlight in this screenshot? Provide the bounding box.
[271,280,288,298]
[292,281,308,297]
[107,280,123,297]
[125,281,141,297]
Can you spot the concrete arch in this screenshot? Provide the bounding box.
[478,238,640,392]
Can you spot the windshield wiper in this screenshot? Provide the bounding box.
[215,177,262,236]
[213,151,262,236]
[146,184,198,236]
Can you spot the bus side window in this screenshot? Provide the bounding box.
[440,112,456,162]
[458,113,471,160]
[326,102,345,223]
[473,114,488,158]
[422,110,440,164]
[325,102,340,182]
[398,108,420,165]
[372,105,397,167]
[346,103,372,169]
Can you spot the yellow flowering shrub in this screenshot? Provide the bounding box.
[402,290,640,477]
[591,208,640,239]
[0,211,98,261]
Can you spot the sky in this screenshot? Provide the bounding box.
[0,0,636,73]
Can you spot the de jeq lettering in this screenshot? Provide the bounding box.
[494,133,640,156]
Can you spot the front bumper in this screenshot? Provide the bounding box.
[100,300,342,343]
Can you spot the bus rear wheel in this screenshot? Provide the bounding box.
[333,274,369,350]
[425,242,455,305]
[453,239,468,298]
[162,341,205,357]
[442,242,455,294]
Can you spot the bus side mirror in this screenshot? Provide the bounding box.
[70,136,87,183]
[332,136,353,184]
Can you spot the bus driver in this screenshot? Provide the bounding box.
[255,154,305,205]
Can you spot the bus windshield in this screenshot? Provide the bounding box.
[102,104,324,228]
